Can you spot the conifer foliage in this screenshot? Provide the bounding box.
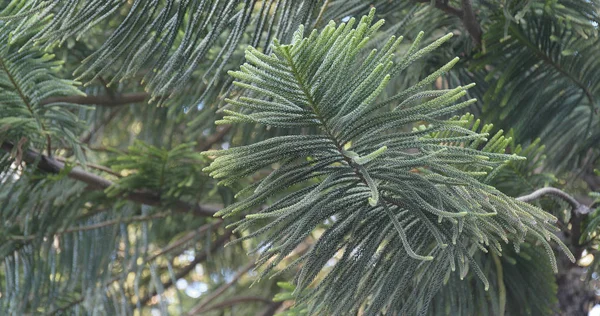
[1,0,598,314]
[204,9,572,314]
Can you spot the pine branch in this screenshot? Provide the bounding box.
[507,23,595,111]
[1,142,219,217]
[0,56,53,155]
[207,11,571,313]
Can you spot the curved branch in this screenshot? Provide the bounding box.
[517,187,591,258]
[516,187,590,215]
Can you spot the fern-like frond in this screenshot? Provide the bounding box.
[474,6,600,169]
[105,141,210,203]
[203,10,572,314]
[1,0,320,103]
[0,26,85,158]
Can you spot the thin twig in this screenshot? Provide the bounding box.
[146,220,223,262]
[80,107,123,144]
[313,0,331,28]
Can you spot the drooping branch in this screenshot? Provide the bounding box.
[517,187,591,258]
[1,142,219,217]
[516,187,590,216]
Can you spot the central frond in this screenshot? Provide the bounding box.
[203,9,572,315]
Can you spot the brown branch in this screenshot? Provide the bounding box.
[1,142,219,217]
[258,302,284,316]
[416,0,464,17]
[460,0,482,45]
[186,261,256,315]
[416,0,482,46]
[40,92,149,107]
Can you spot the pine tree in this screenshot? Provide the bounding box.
[0,1,599,315]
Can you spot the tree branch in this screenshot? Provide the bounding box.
[517,187,591,259]
[460,0,482,45]
[416,0,463,17]
[415,0,482,46]
[40,92,149,107]
[516,187,590,216]
[1,142,219,217]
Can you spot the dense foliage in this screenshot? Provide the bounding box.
[0,1,599,315]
